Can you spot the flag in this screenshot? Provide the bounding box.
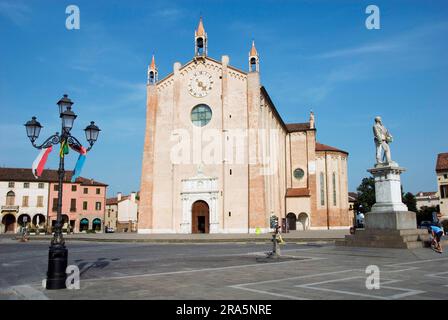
[70,145,87,182]
[32,146,53,178]
[60,140,69,158]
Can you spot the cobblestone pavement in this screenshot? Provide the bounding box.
[0,240,447,300]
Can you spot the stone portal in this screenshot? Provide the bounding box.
[180,171,219,234]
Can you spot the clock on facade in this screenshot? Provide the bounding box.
[188,71,213,98]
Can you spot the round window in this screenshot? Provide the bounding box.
[191,104,212,127]
[293,168,305,180]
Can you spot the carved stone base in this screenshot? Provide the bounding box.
[365,211,417,230]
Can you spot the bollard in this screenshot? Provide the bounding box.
[46,245,68,289]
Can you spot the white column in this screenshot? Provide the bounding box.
[209,195,219,233]
[180,195,191,233]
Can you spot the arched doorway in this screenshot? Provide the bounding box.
[61,214,69,230]
[92,218,101,232]
[286,212,297,231]
[80,218,89,232]
[2,214,16,233]
[32,214,46,229]
[18,214,31,228]
[298,212,309,230]
[192,200,209,234]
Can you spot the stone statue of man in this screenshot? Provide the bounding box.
[373,116,393,165]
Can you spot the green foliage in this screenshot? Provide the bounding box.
[356,177,375,213]
[416,206,437,225]
[402,192,417,213]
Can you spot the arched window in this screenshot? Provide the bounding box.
[148,71,155,84]
[250,57,257,72]
[332,172,337,206]
[320,173,325,206]
[6,191,15,206]
[80,218,89,232]
[196,37,204,55]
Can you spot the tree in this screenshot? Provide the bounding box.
[402,192,417,213]
[416,206,438,225]
[356,177,375,213]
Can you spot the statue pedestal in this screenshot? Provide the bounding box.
[368,164,408,214]
[366,164,416,230]
[337,163,429,249]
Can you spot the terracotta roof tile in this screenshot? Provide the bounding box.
[315,142,348,155]
[286,122,311,132]
[106,197,118,205]
[0,167,108,186]
[436,153,448,172]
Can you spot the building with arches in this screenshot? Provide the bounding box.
[0,168,107,234]
[138,18,350,234]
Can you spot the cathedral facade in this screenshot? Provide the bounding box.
[138,18,350,234]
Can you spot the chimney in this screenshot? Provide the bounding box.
[117,192,122,201]
[130,192,136,202]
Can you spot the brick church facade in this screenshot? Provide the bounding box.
[138,18,350,234]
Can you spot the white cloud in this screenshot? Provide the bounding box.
[150,7,184,21]
[314,42,399,59]
[0,1,31,26]
[312,21,448,60]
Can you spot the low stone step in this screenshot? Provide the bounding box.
[348,234,428,243]
[356,228,428,236]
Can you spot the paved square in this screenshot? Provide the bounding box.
[0,239,447,300]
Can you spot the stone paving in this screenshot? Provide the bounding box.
[0,240,447,300]
[0,229,350,243]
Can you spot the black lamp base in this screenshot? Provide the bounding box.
[46,244,68,290]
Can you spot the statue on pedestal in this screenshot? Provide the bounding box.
[373,116,393,165]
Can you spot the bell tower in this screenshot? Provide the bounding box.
[147,55,158,85]
[248,40,259,72]
[139,53,159,233]
[195,17,207,57]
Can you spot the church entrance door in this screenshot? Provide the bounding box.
[286,212,297,231]
[192,200,209,234]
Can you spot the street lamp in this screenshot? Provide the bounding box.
[25,117,42,143]
[24,94,100,290]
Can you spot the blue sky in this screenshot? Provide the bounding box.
[0,0,447,197]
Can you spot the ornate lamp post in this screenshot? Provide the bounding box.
[25,94,100,289]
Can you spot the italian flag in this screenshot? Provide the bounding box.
[32,146,53,178]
